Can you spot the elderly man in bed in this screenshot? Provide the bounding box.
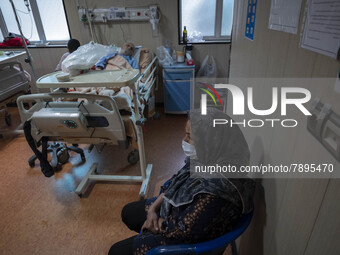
[82,42,138,102]
[68,43,138,107]
[95,42,138,70]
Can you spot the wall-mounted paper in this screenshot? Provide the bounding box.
[245,0,257,41]
[268,0,303,34]
[300,0,340,59]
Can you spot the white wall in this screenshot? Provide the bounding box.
[20,0,231,102]
[63,0,231,102]
[13,0,230,102]
[230,0,340,254]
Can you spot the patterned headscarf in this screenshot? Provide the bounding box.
[160,108,255,218]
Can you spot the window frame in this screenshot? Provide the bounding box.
[0,0,71,45]
[178,0,232,45]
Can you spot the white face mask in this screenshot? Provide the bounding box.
[182,140,197,159]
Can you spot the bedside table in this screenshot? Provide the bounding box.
[163,63,195,114]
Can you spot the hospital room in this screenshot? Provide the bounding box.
[0,0,340,254]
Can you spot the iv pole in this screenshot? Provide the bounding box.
[9,0,39,93]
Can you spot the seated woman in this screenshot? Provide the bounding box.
[109,108,255,255]
[95,42,138,70]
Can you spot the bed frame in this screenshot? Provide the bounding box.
[0,61,29,136]
[17,56,158,199]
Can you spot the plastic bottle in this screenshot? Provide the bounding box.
[183,26,188,44]
[165,40,171,54]
[172,49,177,62]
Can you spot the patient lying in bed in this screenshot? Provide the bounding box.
[65,42,153,113]
[67,43,144,111]
[95,42,138,70]
[62,44,152,151]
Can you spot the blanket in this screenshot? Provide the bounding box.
[106,55,133,70]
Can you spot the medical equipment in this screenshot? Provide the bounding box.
[78,6,159,22]
[307,98,340,162]
[149,5,160,37]
[28,142,85,170]
[77,4,160,38]
[17,52,158,198]
[0,61,29,128]
[31,108,89,134]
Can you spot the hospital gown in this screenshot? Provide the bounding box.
[95,53,138,70]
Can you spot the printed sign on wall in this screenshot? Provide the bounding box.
[300,0,340,59]
[268,0,303,34]
[245,0,257,40]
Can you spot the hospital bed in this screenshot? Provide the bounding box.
[17,51,158,198]
[0,60,29,128]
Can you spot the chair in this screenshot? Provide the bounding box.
[146,211,253,255]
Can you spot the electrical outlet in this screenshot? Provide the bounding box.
[321,113,340,162]
[116,11,125,18]
[307,98,331,141]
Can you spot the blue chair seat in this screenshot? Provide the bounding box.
[146,211,253,255]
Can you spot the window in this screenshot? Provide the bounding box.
[178,0,234,44]
[0,0,70,45]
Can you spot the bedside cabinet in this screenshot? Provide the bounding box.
[163,63,195,114]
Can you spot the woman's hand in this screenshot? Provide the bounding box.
[141,193,165,234]
[142,209,159,234]
[158,217,165,232]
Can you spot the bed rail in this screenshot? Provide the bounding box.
[17,92,120,115]
[136,56,158,85]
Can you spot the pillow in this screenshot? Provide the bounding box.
[113,45,142,65]
[139,48,153,83]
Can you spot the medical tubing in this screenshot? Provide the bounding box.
[23,121,54,177]
[84,0,96,42]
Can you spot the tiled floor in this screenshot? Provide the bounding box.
[0,106,231,255]
[0,106,188,255]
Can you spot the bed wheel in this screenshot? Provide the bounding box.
[127,150,139,164]
[57,148,70,164]
[5,113,11,126]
